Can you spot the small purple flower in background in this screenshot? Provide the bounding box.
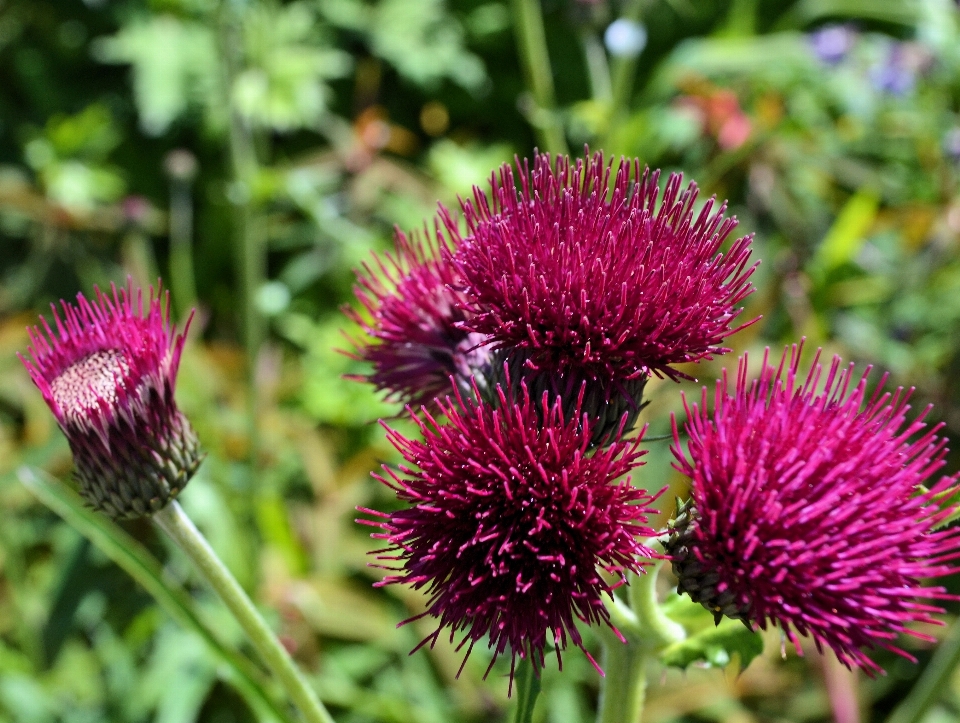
[666,344,960,674]
[449,152,756,416]
[19,281,201,519]
[808,24,857,65]
[360,382,660,684]
[346,226,491,409]
[870,42,933,97]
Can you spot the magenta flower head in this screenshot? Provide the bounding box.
[19,281,202,519]
[665,344,960,673]
[359,381,660,685]
[448,151,757,429]
[347,226,491,410]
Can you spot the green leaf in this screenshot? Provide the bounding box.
[659,619,763,671]
[659,592,764,672]
[17,467,295,723]
[816,188,880,270]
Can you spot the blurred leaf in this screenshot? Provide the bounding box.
[777,0,923,29]
[331,0,487,92]
[660,592,764,671]
[427,139,513,197]
[234,2,350,132]
[16,467,294,723]
[812,188,880,274]
[95,16,221,135]
[659,619,763,671]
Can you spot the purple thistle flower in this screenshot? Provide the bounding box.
[19,280,202,519]
[448,152,757,400]
[346,226,492,410]
[665,344,960,674]
[359,382,660,685]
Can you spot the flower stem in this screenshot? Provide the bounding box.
[510,0,569,155]
[596,638,648,723]
[597,560,685,723]
[513,657,542,723]
[219,0,264,468]
[628,560,687,648]
[154,501,336,723]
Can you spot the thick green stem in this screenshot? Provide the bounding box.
[597,638,648,723]
[597,560,685,723]
[154,502,335,723]
[628,561,686,648]
[512,657,542,723]
[886,617,960,723]
[510,0,569,155]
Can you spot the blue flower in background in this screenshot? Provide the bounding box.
[870,42,934,97]
[808,24,857,65]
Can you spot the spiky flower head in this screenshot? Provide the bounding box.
[360,382,660,682]
[20,281,201,519]
[448,151,757,398]
[347,226,491,409]
[665,344,960,673]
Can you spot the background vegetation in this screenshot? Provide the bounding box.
[3,0,960,721]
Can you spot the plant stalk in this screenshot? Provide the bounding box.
[510,0,569,155]
[18,467,295,723]
[597,638,648,723]
[596,559,685,723]
[513,656,542,723]
[154,501,335,723]
[219,0,264,467]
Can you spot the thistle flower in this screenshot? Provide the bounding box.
[665,345,960,673]
[448,152,756,427]
[20,281,201,519]
[347,226,491,409]
[360,382,660,683]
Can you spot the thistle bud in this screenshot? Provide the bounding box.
[20,281,202,519]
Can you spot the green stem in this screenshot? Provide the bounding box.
[581,31,613,103]
[886,617,960,723]
[597,638,648,723]
[628,560,686,648]
[510,0,569,155]
[219,0,264,467]
[602,0,649,153]
[18,467,294,723]
[597,560,685,723]
[154,501,336,723]
[512,657,542,723]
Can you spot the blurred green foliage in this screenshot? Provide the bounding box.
[4,0,960,721]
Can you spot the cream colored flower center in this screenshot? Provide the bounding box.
[50,349,130,419]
